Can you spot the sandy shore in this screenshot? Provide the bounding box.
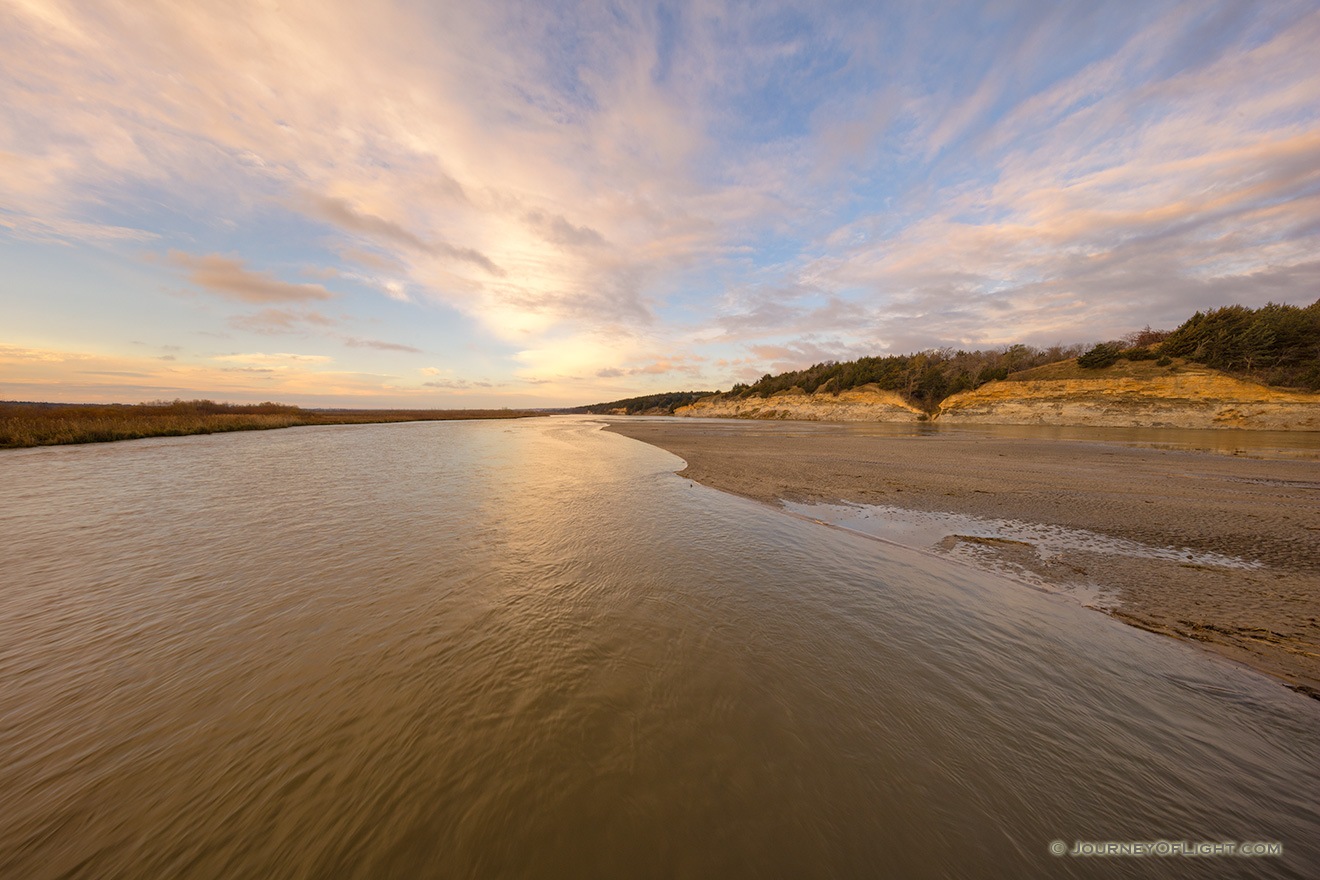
[605,419,1320,697]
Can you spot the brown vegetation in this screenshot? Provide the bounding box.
[0,399,543,449]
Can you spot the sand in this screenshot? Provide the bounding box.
[604,419,1320,697]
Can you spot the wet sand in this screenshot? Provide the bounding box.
[605,419,1320,697]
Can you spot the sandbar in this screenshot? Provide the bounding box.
[605,418,1320,697]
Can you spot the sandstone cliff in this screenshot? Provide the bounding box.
[675,384,924,422]
[937,361,1320,430]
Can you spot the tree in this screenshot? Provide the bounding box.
[1078,343,1122,369]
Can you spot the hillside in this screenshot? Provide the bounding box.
[585,298,1319,428]
[663,359,1320,430]
[937,359,1320,430]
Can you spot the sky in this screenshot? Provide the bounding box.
[2,0,1318,408]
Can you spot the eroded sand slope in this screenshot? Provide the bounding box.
[938,362,1320,430]
[677,385,924,422]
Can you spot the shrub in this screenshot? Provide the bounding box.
[1299,364,1320,392]
[1077,343,1122,369]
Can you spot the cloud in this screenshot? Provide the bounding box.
[229,308,337,333]
[167,252,336,304]
[595,353,707,378]
[0,340,70,361]
[76,370,152,378]
[343,337,422,353]
[303,194,505,276]
[524,211,607,249]
[710,289,873,344]
[0,212,157,244]
[212,352,334,368]
[0,0,734,351]
[336,246,405,273]
[742,337,884,375]
[758,6,1320,351]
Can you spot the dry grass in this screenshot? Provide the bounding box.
[0,400,545,449]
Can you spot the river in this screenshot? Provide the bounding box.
[1,416,1316,878]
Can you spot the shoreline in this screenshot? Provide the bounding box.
[604,418,1320,698]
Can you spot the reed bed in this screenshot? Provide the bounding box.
[0,401,543,448]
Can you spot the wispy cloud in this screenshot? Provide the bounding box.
[524,211,608,250]
[229,309,337,334]
[167,252,337,304]
[343,337,422,353]
[304,194,505,276]
[596,354,707,379]
[0,344,71,363]
[212,352,334,368]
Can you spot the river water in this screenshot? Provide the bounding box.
[1,417,1316,878]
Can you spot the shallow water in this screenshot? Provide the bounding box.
[780,498,1267,607]
[1,417,1317,878]
[783,499,1264,570]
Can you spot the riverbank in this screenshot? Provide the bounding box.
[0,401,544,448]
[936,359,1320,430]
[605,419,1320,697]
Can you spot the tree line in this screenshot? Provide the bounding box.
[729,299,1319,409]
[1156,301,1320,387]
[570,390,714,415]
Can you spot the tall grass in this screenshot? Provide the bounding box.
[0,400,543,449]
